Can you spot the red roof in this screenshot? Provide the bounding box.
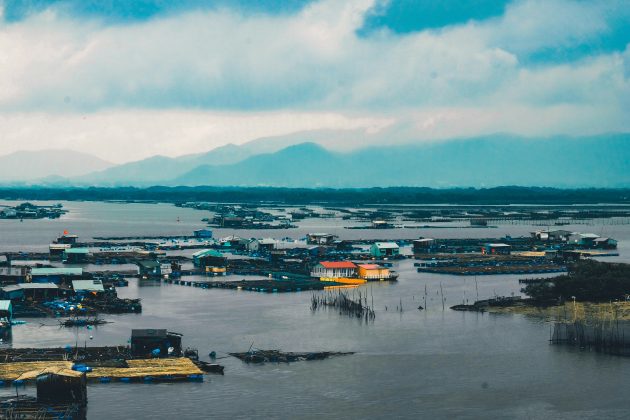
[319,261,357,269]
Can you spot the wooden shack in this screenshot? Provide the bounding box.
[130,329,183,358]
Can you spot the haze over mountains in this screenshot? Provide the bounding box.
[0,150,113,182]
[1,134,628,188]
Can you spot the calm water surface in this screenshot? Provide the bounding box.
[1,201,629,419]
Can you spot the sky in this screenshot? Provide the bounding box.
[0,0,629,163]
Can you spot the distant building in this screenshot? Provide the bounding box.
[592,237,618,249]
[0,300,12,336]
[0,266,30,283]
[568,233,600,247]
[306,233,336,245]
[56,234,79,245]
[311,261,358,278]
[193,229,213,239]
[192,249,227,268]
[30,267,83,284]
[34,368,87,406]
[16,283,61,300]
[218,235,249,250]
[371,220,392,229]
[531,229,572,242]
[248,238,276,253]
[482,243,512,255]
[413,238,436,254]
[130,329,183,358]
[136,260,171,278]
[357,264,395,280]
[370,242,400,258]
[62,248,90,264]
[72,279,105,296]
[49,243,72,259]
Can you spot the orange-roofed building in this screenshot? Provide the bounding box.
[357,264,392,280]
[311,261,358,279]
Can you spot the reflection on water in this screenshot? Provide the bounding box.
[1,201,630,419]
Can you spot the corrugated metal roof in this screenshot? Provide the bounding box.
[17,283,59,289]
[72,280,105,292]
[192,249,222,258]
[319,261,357,269]
[374,242,399,249]
[31,267,83,276]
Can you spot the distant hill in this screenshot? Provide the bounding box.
[172,134,630,188]
[0,150,113,182]
[78,141,275,185]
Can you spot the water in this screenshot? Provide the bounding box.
[2,201,630,419]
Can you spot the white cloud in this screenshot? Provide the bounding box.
[0,0,628,160]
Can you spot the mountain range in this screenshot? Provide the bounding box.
[1,133,628,187]
[0,150,113,182]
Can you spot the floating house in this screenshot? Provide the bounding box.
[130,329,183,358]
[371,220,393,229]
[49,243,72,259]
[137,261,171,279]
[192,249,227,274]
[370,242,400,258]
[56,234,79,245]
[413,238,436,254]
[1,284,24,300]
[72,279,105,297]
[0,266,30,283]
[568,233,600,247]
[193,229,213,239]
[306,233,337,245]
[17,283,61,300]
[248,238,276,253]
[30,267,83,284]
[0,300,12,336]
[63,248,90,264]
[311,261,358,279]
[21,367,88,406]
[482,243,512,255]
[218,235,249,250]
[357,264,397,281]
[592,237,618,249]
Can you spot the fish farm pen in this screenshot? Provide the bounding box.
[162,277,353,293]
[0,396,85,420]
[230,349,354,364]
[551,320,630,356]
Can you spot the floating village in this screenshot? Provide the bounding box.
[0,201,628,418]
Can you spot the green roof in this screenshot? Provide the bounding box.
[63,248,90,254]
[193,249,223,258]
[31,267,83,276]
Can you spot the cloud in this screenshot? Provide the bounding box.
[0,0,628,160]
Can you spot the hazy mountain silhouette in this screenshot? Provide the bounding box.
[0,150,112,182]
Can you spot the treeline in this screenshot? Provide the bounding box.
[523,261,630,303]
[0,186,630,205]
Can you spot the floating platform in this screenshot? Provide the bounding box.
[162,277,354,293]
[0,358,203,383]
